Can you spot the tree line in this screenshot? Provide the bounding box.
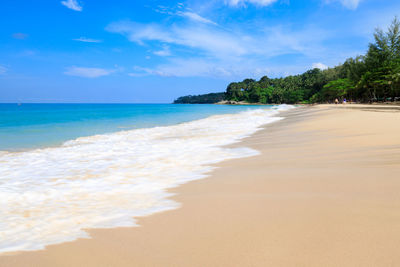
[174,18,400,104]
[173,92,226,104]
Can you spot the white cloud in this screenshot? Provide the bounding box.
[64,67,114,78]
[130,59,231,77]
[107,17,330,78]
[128,58,307,79]
[0,65,7,75]
[225,0,278,7]
[176,11,217,25]
[61,0,82,11]
[107,22,173,45]
[153,45,171,57]
[326,0,362,9]
[340,0,362,9]
[154,4,217,25]
[107,20,327,59]
[312,62,328,70]
[73,37,102,43]
[106,21,249,57]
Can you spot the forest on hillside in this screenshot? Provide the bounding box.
[174,17,400,104]
[173,93,226,104]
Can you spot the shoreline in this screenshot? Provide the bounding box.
[2,104,400,266]
[0,104,284,153]
[214,100,400,106]
[0,105,292,256]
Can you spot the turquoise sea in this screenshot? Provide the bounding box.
[0,103,270,151]
[0,103,294,254]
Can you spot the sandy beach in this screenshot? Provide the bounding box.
[1,104,400,267]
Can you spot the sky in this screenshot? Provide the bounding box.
[0,0,399,103]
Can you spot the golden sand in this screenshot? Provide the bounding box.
[1,104,400,267]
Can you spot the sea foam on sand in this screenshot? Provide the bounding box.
[0,105,294,254]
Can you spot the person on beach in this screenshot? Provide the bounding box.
[335,98,339,104]
[343,98,347,104]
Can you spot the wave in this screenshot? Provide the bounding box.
[0,105,294,254]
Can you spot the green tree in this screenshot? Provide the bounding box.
[320,79,354,101]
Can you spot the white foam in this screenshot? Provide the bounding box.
[0,105,294,254]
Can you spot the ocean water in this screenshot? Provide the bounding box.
[0,103,294,254]
[0,103,280,151]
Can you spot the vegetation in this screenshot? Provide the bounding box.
[174,18,400,104]
[173,92,226,104]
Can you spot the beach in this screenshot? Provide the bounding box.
[1,104,400,267]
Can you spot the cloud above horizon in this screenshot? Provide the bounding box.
[226,0,362,9]
[61,0,82,11]
[312,62,329,70]
[107,16,329,78]
[153,45,171,57]
[225,0,278,7]
[155,5,218,25]
[64,67,114,78]
[177,11,217,25]
[106,21,249,57]
[326,0,363,9]
[73,37,102,43]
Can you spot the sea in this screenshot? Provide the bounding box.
[0,103,294,254]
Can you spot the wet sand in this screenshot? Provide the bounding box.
[2,104,400,267]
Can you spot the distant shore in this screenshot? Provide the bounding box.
[1,104,400,266]
[215,100,306,105]
[216,100,400,106]
[215,100,269,105]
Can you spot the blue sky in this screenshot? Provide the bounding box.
[0,0,399,103]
